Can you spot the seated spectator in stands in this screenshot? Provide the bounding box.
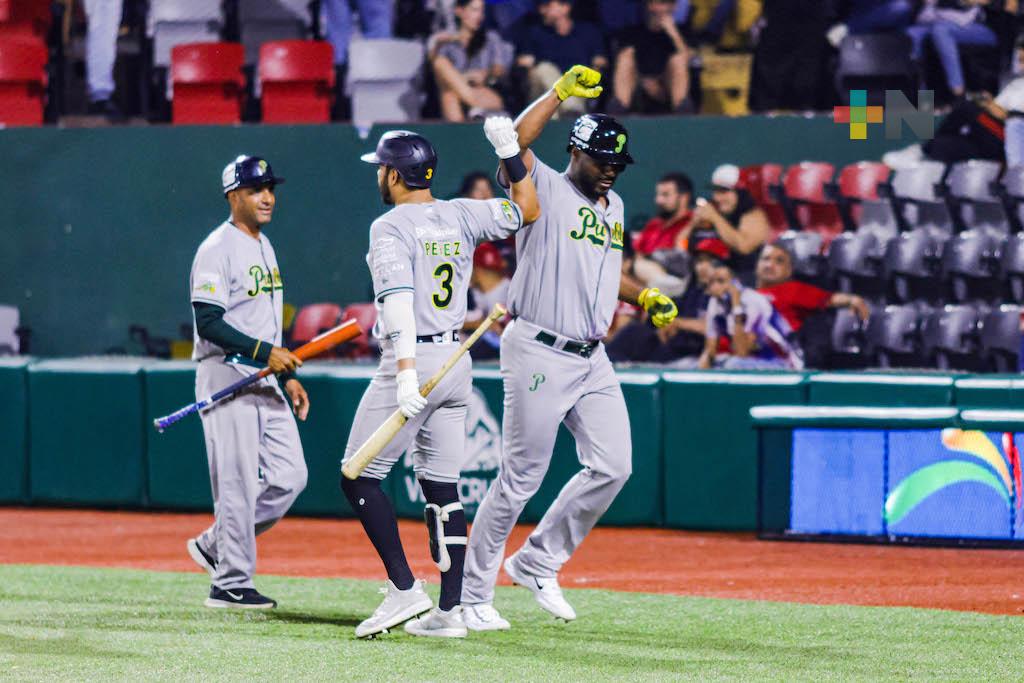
[324,0,393,66]
[458,170,497,199]
[906,0,998,100]
[611,0,693,114]
[431,0,514,121]
[756,244,869,331]
[683,164,769,286]
[464,243,510,359]
[608,237,723,362]
[85,0,126,121]
[826,1,915,47]
[516,0,608,114]
[1001,35,1024,166]
[698,259,804,369]
[630,172,696,297]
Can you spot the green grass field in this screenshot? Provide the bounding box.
[0,564,1020,681]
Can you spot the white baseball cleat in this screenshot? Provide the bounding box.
[403,606,468,638]
[463,603,511,631]
[503,554,576,621]
[355,579,432,638]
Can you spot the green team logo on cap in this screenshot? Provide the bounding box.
[258,160,268,174]
[614,134,626,153]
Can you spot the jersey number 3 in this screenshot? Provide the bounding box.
[432,262,454,308]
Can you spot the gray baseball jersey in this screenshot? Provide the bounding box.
[505,156,625,341]
[188,220,305,591]
[367,198,523,334]
[190,221,283,371]
[463,153,633,607]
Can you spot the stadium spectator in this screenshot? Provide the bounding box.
[698,259,804,369]
[464,243,510,359]
[431,0,514,121]
[683,164,769,286]
[756,244,869,331]
[689,0,761,49]
[515,0,608,115]
[84,0,126,121]
[457,170,497,199]
[826,0,916,47]
[608,237,721,363]
[906,0,999,100]
[610,0,694,114]
[631,172,696,297]
[323,0,393,66]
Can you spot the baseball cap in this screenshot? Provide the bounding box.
[694,238,730,262]
[710,164,740,191]
[222,155,284,195]
[473,242,507,272]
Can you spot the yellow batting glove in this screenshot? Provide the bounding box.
[638,287,679,328]
[553,65,603,101]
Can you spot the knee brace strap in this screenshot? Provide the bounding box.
[424,501,467,572]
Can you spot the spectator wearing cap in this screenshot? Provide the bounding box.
[611,0,694,114]
[607,237,722,363]
[629,172,696,298]
[683,163,770,287]
[756,243,869,332]
[698,259,804,369]
[515,0,609,115]
[430,0,514,121]
[464,243,511,360]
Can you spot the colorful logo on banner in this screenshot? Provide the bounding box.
[833,90,936,140]
[884,430,1024,526]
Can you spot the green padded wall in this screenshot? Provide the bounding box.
[145,362,211,510]
[0,357,31,503]
[807,372,957,406]
[954,376,1024,409]
[29,358,151,506]
[661,371,807,530]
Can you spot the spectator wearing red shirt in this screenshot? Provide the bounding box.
[630,172,695,297]
[756,244,869,331]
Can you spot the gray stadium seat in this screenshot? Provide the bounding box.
[887,161,953,234]
[827,200,898,297]
[1000,231,1024,302]
[834,34,916,106]
[920,304,984,371]
[944,160,1009,234]
[149,0,223,69]
[346,38,426,130]
[997,165,1024,232]
[866,303,928,368]
[828,306,870,368]
[980,304,1021,371]
[239,0,312,65]
[940,229,1005,303]
[884,226,949,302]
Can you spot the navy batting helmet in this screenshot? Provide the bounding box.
[222,155,285,195]
[360,130,438,189]
[567,114,634,165]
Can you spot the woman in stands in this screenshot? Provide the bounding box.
[906,0,999,100]
[430,0,514,121]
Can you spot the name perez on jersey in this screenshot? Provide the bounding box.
[423,240,463,257]
[569,207,624,251]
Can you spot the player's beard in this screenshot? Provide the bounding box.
[379,174,394,205]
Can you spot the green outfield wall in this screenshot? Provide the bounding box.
[7,358,1014,531]
[0,115,908,357]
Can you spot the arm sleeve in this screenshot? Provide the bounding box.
[455,197,524,243]
[369,219,415,302]
[192,302,273,363]
[379,290,417,361]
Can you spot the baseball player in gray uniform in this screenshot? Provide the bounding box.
[341,120,539,639]
[185,155,310,609]
[461,66,678,631]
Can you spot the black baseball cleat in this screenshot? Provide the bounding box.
[204,587,277,609]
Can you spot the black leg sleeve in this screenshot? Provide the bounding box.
[340,475,414,590]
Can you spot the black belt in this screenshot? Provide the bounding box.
[417,331,460,344]
[534,331,598,358]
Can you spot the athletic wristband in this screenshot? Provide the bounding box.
[502,153,528,184]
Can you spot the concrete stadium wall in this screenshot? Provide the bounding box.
[0,115,909,356]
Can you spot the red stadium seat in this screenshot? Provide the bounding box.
[171,42,245,125]
[836,161,891,228]
[1,0,50,36]
[737,163,788,240]
[291,303,342,344]
[340,302,378,359]
[258,40,334,124]
[780,162,843,244]
[0,35,47,126]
